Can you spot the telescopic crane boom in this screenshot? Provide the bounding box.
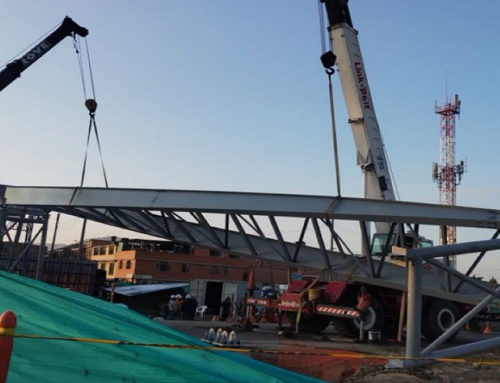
[0,17,88,93]
[322,0,395,204]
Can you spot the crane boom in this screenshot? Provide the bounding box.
[0,17,88,93]
[322,0,395,203]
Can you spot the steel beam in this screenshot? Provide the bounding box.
[2,185,500,229]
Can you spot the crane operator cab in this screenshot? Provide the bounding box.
[371,232,433,262]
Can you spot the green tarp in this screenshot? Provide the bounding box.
[0,271,326,383]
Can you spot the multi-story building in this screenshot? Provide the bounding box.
[54,237,296,315]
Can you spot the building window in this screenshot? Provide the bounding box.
[181,264,190,273]
[99,247,106,256]
[100,263,106,271]
[155,261,171,271]
[118,261,123,269]
[221,266,228,276]
[93,248,99,256]
[209,265,220,275]
[209,250,222,257]
[108,263,115,275]
[228,253,240,259]
[126,260,132,269]
[108,246,115,255]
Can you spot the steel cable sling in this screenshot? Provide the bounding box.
[74,35,109,188]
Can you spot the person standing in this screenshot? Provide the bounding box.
[175,294,183,320]
[182,294,198,320]
[168,295,176,320]
[220,297,231,321]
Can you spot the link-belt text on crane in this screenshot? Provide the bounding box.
[354,62,371,110]
[21,41,52,68]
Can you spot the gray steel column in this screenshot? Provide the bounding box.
[406,255,422,358]
[35,214,48,281]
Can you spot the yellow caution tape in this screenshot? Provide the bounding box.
[0,327,15,336]
[3,332,500,366]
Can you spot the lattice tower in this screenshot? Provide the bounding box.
[432,95,465,269]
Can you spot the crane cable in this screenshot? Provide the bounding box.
[72,34,110,260]
[318,0,342,197]
[73,35,109,188]
[0,22,60,69]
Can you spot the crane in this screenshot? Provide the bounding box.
[322,0,395,204]
[0,3,496,346]
[0,17,88,93]
[320,0,430,258]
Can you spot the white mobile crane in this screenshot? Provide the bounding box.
[321,0,433,255]
[322,0,395,205]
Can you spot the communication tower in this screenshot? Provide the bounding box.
[432,94,465,269]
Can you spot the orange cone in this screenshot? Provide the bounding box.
[483,321,493,334]
[0,311,17,383]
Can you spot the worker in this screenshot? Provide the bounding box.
[182,294,198,320]
[175,294,183,319]
[159,303,167,319]
[220,297,231,321]
[168,295,176,320]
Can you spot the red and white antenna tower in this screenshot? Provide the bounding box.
[432,94,465,269]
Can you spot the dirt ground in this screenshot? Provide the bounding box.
[161,319,500,383]
[345,363,500,383]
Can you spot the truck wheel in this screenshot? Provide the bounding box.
[298,315,332,333]
[332,296,385,338]
[422,299,461,341]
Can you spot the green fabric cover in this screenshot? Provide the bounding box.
[0,271,326,383]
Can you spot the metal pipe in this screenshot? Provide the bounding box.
[421,285,500,356]
[6,221,22,271]
[406,256,422,358]
[397,291,407,343]
[360,221,375,277]
[426,335,500,360]
[35,215,48,281]
[454,230,500,293]
[77,218,87,260]
[406,238,500,260]
[426,258,500,299]
[49,213,60,255]
[327,71,342,197]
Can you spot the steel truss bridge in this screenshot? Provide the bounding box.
[1,184,499,305]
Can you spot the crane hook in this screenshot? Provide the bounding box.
[85,99,98,114]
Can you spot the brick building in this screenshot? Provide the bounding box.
[55,237,296,315]
[85,238,288,285]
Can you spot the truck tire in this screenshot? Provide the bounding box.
[297,314,332,333]
[332,296,385,338]
[422,299,461,341]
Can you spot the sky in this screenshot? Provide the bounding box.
[1,1,500,279]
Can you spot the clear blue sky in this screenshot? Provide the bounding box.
[1,1,500,279]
